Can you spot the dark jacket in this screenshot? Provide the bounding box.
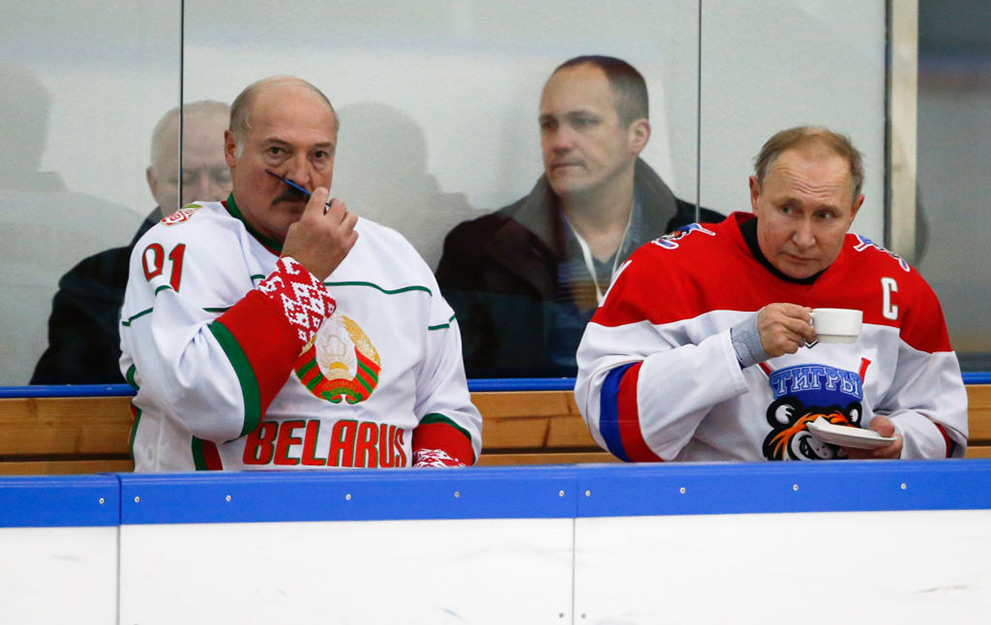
[436,159,723,378]
[30,209,160,384]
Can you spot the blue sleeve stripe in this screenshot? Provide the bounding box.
[599,363,636,462]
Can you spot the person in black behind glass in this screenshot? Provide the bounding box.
[436,56,722,377]
[31,101,231,384]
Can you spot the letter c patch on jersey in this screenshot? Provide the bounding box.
[881,277,899,321]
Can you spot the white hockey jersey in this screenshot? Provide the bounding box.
[575,213,968,462]
[120,197,481,472]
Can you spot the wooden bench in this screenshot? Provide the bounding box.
[1,385,989,474]
[967,384,991,459]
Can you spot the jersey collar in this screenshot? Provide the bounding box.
[224,192,284,255]
[738,215,825,285]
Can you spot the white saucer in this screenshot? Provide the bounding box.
[807,417,896,450]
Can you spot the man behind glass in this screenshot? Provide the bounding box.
[436,55,722,377]
[31,101,231,384]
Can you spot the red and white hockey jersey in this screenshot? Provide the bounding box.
[120,197,481,472]
[575,212,968,462]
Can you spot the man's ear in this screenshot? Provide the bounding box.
[749,176,761,212]
[146,166,158,198]
[224,129,239,168]
[850,193,865,221]
[629,118,651,155]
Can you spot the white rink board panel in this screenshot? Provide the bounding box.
[574,509,991,625]
[4,462,991,623]
[0,526,118,625]
[120,517,573,625]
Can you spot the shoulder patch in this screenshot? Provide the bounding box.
[852,235,911,273]
[649,223,717,250]
[161,205,203,226]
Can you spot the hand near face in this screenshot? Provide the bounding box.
[844,415,904,460]
[757,303,815,358]
[281,187,358,281]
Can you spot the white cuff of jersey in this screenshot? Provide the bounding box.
[889,411,954,459]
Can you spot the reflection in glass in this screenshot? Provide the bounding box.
[917,0,991,370]
[334,102,475,271]
[436,56,721,378]
[0,3,180,385]
[30,101,231,385]
[0,62,145,384]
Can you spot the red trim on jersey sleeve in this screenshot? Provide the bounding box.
[192,437,224,470]
[215,257,336,417]
[935,423,953,458]
[412,415,476,466]
[615,361,663,462]
[201,440,223,470]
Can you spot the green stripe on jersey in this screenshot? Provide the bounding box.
[125,365,142,460]
[125,364,139,391]
[208,321,262,437]
[191,437,209,471]
[429,314,457,331]
[324,281,433,296]
[225,193,284,253]
[121,308,153,326]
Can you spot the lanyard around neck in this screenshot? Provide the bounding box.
[566,208,634,307]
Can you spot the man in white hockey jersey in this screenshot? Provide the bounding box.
[120,76,482,471]
[576,126,968,462]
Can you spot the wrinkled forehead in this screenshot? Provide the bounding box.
[765,146,856,196]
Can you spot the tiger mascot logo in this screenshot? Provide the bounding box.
[762,364,866,460]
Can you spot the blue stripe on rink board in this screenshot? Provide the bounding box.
[0,380,580,396]
[575,460,991,517]
[0,384,138,398]
[466,378,577,392]
[963,371,991,384]
[118,466,581,525]
[3,462,991,527]
[0,475,120,528]
[2,372,990,396]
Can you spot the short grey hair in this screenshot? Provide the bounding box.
[753,125,865,198]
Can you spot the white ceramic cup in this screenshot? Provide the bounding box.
[810,308,862,343]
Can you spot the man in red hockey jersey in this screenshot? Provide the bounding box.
[575,126,967,462]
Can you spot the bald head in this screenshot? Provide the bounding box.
[222,75,339,244]
[146,100,232,212]
[229,76,338,151]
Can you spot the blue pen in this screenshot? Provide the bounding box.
[265,169,312,198]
